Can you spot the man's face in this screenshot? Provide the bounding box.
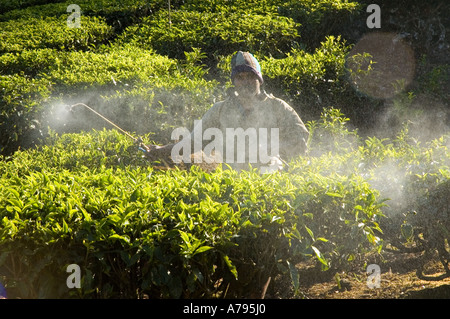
[234,72,260,98]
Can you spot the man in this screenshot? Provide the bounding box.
[146,51,309,172]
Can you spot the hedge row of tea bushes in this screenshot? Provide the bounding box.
[117,10,300,60]
[0,0,163,23]
[0,114,386,298]
[0,43,218,154]
[0,16,113,54]
[1,110,449,298]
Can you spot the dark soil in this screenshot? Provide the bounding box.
[266,251,450,299]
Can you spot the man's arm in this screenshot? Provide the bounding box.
[276,99,309,161]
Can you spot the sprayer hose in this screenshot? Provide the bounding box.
[71,103,137,141]
[71,103,150,153]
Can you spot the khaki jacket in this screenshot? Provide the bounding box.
[183,92,309,171]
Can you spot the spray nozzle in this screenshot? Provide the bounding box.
[65,104,77,115]
[134,136,151,154]
[67,103,84,112]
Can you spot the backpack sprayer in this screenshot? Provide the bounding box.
[68,103,152,155]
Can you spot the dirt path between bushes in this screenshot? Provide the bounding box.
[267,251,450,299]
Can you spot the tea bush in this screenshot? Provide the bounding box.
[1,105,449,298]
[262,36,354,119]
[277,0,362,48]
[0,74,53,155]
[0,44,218,155]
[0,164,242,298]
[0,0,162,21]
[364,130,450,279]
[0,111,389,298]
[0,0,66,13]
[180,0,281,14]
[118,10,300,61]
[178,0,362,51]
[0,16,113,54]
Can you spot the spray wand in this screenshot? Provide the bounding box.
[69,103,151,154]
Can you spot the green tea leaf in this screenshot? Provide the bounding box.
[223,254,238,279]
[311,246,329,270]
[193,245,213,256]
[287,260,300,295]
[109,234,130,243]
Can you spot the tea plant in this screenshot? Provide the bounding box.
[2,105,450,298]
[0,16,113,54]
[277,0,361,48]
[0,44,218,155]
[261,36,356,119]
[117,10,300,60]
[0,115,388,298]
